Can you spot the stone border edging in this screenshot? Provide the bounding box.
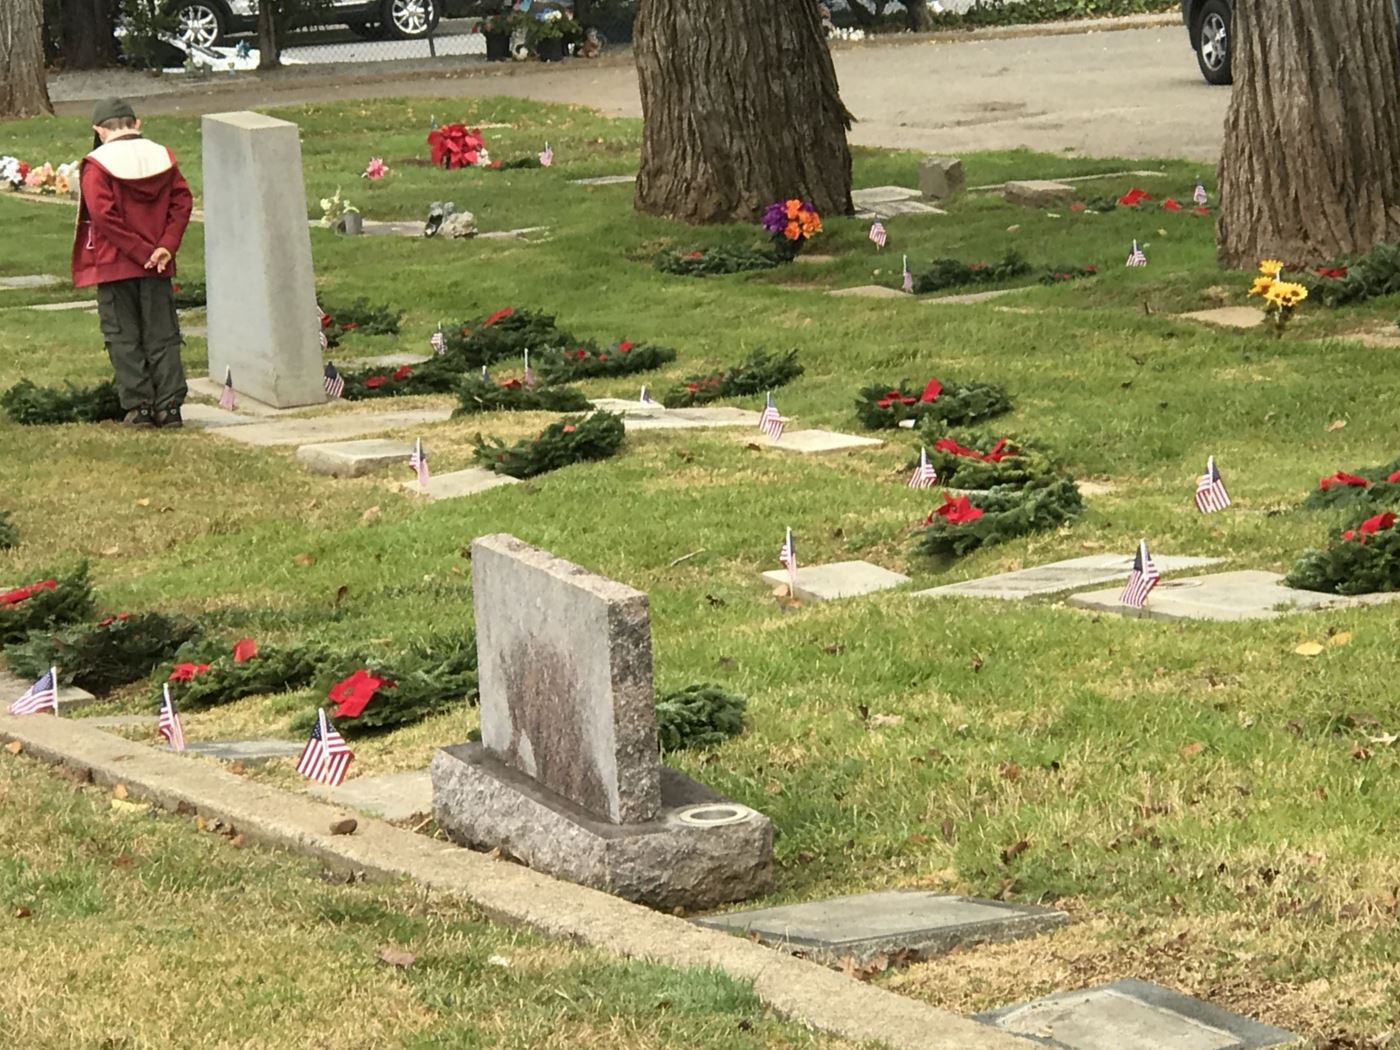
[0,715,1034,1050]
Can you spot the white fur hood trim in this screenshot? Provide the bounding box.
[85,137,173,181]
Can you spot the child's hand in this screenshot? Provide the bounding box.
[145,247,173,274]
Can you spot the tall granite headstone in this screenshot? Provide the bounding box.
[432,534,773,910]
[202,111,326,409]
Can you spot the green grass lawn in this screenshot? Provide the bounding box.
[3,97,1400,1045]
[0,756,859,1049]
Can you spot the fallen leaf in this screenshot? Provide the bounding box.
[293,552,316,567]
[869,713,904,728]
[110,798,145,816]
[1157,228,1168,236]
[1006,224,1021,232]
[1294,641,1325,657]
[1000,839,1030,864]
[822,643,845,655]
[228,834,246,848]
[1352,744,1372,762]
[4,741,21,755]
[1327,419,1347,432]
[940,818,956,843]
[112,854,135,868]
[999,761,1021,781]
[361,506,382,524]
[100,545,120,557]
[1181,741,1205,758]
[1329,631,1353,647]
[907,833,930,845]
[334,585,349,608]
[330,818,358,836]
[378,947,417,969]
[970,654,985,672]
[112,783,129,800]
[14,906,32,918]
[228,762,247,775]
[135,498,151,507]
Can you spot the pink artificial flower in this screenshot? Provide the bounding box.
[363,157,390,180]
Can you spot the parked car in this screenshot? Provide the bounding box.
[173,0,462,47]
[1183,0,1400,86]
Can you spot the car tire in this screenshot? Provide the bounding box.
[380,0,439,39]
[1193,0,1232,86]
[346,20,386,39]
[174,0,228,48]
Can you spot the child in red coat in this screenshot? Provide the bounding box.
[72,98,194,428]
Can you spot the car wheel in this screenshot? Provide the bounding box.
[346,20,386,39]
[1194,0,1232,86]
[381,0,439,39]
[174,1,227,48]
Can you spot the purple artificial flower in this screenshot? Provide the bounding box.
[761,201,788,235]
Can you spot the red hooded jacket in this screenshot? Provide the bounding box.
[71,134,194,289]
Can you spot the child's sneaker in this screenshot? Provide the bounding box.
[155,405,183,429]
[122,406,155,428]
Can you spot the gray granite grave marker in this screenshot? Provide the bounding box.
[1069,569,1400,622]
[184,738,304,763]
[296,439,414,477]
[917,554,1224,602]
[307,769,432,821]
[1004,180,1077,208]
[760,561,909,602]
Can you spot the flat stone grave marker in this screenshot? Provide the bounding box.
[184,738,304,763]
[400,468,520,501]
[306,769,431,821]
[0,669,97,714]
[861,199,947,219]
[697,890,1068,965]
[916,554,1223,602]
[925,288,1026,306]
[570,174,636,186]
[1004,180,1076,208]
[361,219,426,237]
[478,226,550,240]
[1069,569,1400,622]
[351,351,432,369]
[1178,307,1264,330]
[589,397,666,418]
[207,407,453,448]
[976,979,1298,1050]
[0,274,62,289]
[25,300,98,312]
[297,438,414,477]
[181,402,259,429]
[750,430,885,454]
[432,533,773,909]
[78,714,159,730]
[851,185,920,205]
[185,374,351,418]
[760,561,910,602]
[969,169,1167,193]
[828,285,906,299]
[621,406,763,432]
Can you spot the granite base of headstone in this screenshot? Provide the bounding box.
[919,156,965,200]
[431,534,773,911]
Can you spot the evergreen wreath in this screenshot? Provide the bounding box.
[453,375,592,416]
[1302,242,1400,307]
[1040,264,1099,284]
[914,479,1084,559]
[172,279,206,309]
[655,684,747,752]
[339,360,462,400]
[440,308,576,369]
[321,298,404,348]
[653,245,779,277]
[535,341,677,383]
[660,349,803,408]
[1302,459,1400,511]
[0,565,96,648]
[1286,512,1400,595]
[915,430,1061,490]
[7,612,200,694]
[912,250,1031,294]
[2,379,124,426]
[855,378,1012,431]
[162,638,329,711]
[474,411,626,479]
[0,510,16,550]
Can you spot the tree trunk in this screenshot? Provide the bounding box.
[1218,0,1400,267]
[634,0,853,224]
[845,0,875,27]
[258,2,281,69]
[0,0,53,118]
[905,0,935,31]
[57,0,118,68]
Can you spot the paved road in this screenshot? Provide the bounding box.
[53,24,1229,162]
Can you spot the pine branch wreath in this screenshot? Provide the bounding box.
[172,279,206,309]
[162,639,330,711]
[2,379,124,425]
[654,245,779,277]
[535,341,677,383]
[440,308,575,369]
[453,375,592,416]
[855,378,1012,431]
[912,250,1031,294]
[1040,264,1099,285]
[1286,513,1400,595]
[914,479,1084,559]
[655,684,747,752]
[1303,459,1400,511]
[321,298,404,348]
[8,612,201,694]
[915,430,1061,490]
[0,565,96,648]
[661,349,803,408]
[474,411,626,479]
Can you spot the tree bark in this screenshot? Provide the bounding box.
[0,0,53,118]
[634,0,853,224]
[57,0,118,68]
[904,0,935,31]
[1218,0,1400,267]
[258,2,281,69]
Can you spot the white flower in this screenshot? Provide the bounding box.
[319,197,333,212]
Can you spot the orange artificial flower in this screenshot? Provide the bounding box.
[785,199,802,220]
[784,220,801,241]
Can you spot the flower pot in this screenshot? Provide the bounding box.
[771,234,804,263]
[485,31,511,61]
[536,37,565,61]
[336,212,363,236]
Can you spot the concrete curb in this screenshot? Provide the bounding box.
[0,715,1035,1050]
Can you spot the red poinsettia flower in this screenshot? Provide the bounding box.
[618,341,634,352]
[0,579,57,607]
[1085,264,1098,273]
[428,123,486,170]
[562,424,577,434]
[233,638,258,664]
[968,262,988,271]
[393,365,413,381]
[1162,198,1183,212]
[686,382,701,392]
[329,668,390,719]
[482,307,514,327]
[169,662,211,682]
[920,379,943,404]
[935,493,984,525]
[1389,470,1400,484]
[1118,188,1153,207]
[1319,471,1371,491]
[365,376,387,389]
[1315,266,1349,280]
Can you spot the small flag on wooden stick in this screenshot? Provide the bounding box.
[539,142,554,167]
[908,447,939,489]
[8,667,58,716]
[1194,455,1232,513]
[296,709,354,787]
[409,438,430,487]
[759,392,784,443]
[430,322,446,355]
[1193,178,1209,207]
[1126,240,1148,267]
[902,254,914,293]
[779,527,798,592]
[1119,539,1161,609]
[523,349,535,389]
[323,362,344,399]
[218,367,236,410]
[869,221,887,249]
[640,385,657,405]
[158,683,185,751]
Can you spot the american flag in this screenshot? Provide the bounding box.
[295,708,354,787]
[1194,455,1232,513]
[908,446,939,489]
[640,385,657,405]
[316,305,329,350]
[902,254,914,293]
[1193,178,1209,207]
[409,438,430,486]
[481,365,493,384]
[1119,539,1161,609]
[869,221,887,249]
[539,142,554,167]
[759,392,784,443]
[323,361,345,399]
[158,683,185,751]
[1126,240,1148,267]
[430,323,446,356]
[8,667,58,716]
[779,527,798,590]
[523,349,535,389]
[218,366,236,410]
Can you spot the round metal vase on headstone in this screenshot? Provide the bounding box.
[337,211,363,236]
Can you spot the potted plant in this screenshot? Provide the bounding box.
[478,10,516,61]
[528,15,580,61]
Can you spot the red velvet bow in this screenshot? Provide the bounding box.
[1319,472,1371,491]
[933,437,1014,463]
[1315,266,1349,280]
[618,341,634,353]
[365,376,387,389]
[392,365,413,381]
[1162,198,1182,212]
[877,389,917,409]
[482,307,514,327]
[935,493,984,525]
[0,579,57,607]
[501,377,523,390]
[574,349,589,360]
[1118,188,1153,206]
[98,612,131,627]
[1343,512,1397,543]
[169,662,210,682]
[920,379,943,404]
[329,668,390,719]
[233,638,258,663]
[1389,470,1400,484]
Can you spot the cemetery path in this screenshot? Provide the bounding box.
[52,24,1226,161]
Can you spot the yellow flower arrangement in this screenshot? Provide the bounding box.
[1248,276,1275,298]
[1249,260,1305,336]
[1258,259,1284,279]
[1264,281,1308,309]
